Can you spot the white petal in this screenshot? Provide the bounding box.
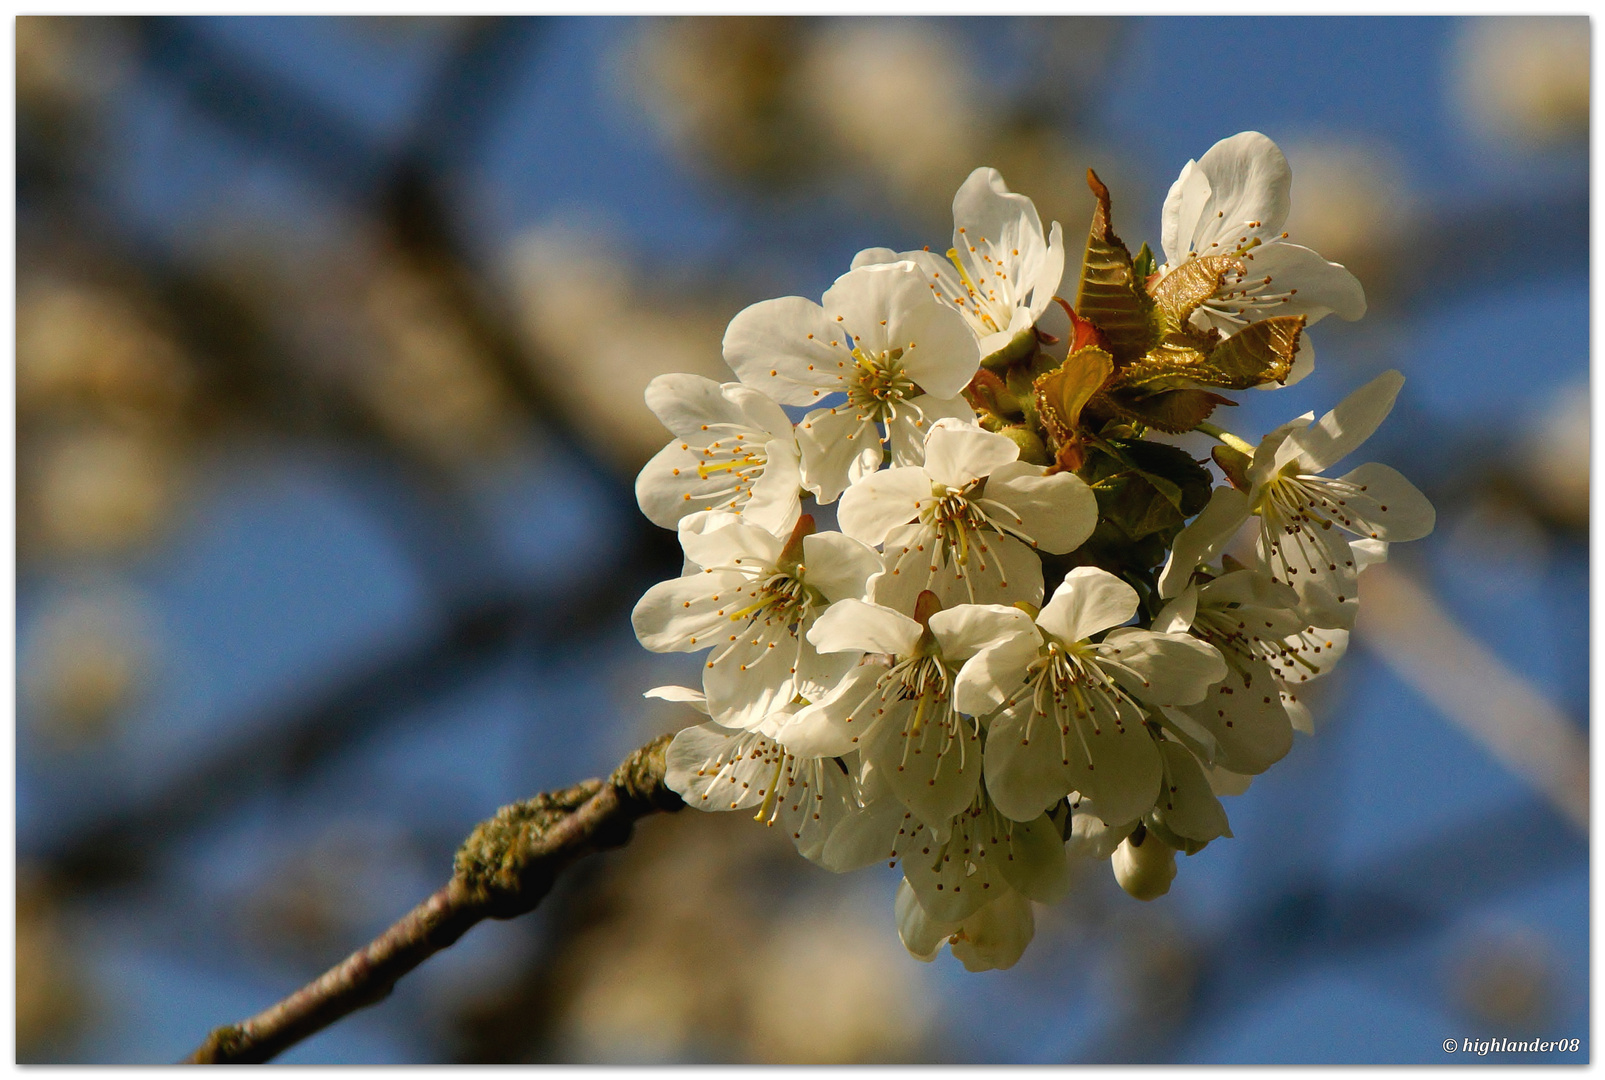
[675,510,784,573]
[1196,568,1301,612]
[953,632,1040,718]
[895,878,958,961]
[799,531,882,603]
[806,597,923,656]
[1237,240,1366,323]
[1151,740,1231,843]
[996,813,1072,904]
[1160,157,1212,267]
[928,603,1039,664]
[866,703,982,832]
[836,465,932,546]
[1176,656,1293,774]
[644,373,790,440]
[1158,486,1251,598]
[821,261,912,357]
[980,461,1098,554]
[1066,810,1130,859]
[1350,537,1389,571]
[722,296,847,405]
[817,793,906,872]
[1204,764,1254,797]
[1286,369,1405,474]
[1151,589,1197,636]
[887,394,978,468]
[870,526,1045,615]
[664,724,774,811]
[1329,462,1436,542]
[851,246,902,270]
[737,438,804,536]
[634,441,710,530]
[921,420,1019,490]
[777,662,883,757]
[950,888,1035,972]
[631,569,750,652]
[1189,131,1292,253]
[1101,628,1227,707]
[1281,690,1316,735]
[1038,566,1139,643]
[795,406,882,505]
[643,685,709,713]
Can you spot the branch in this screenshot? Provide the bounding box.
[184,734,685,1065]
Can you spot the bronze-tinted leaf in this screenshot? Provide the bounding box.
[1099,387,1237,434]
[1034,345,1113,443]
[1206,315,1305,388]
[1150,255,1242,332]
[1074,170,1155,363]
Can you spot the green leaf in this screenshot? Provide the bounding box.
[1132,242,1157,285]
[1074,169,1156,364]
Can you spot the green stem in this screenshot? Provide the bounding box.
[1195,421,1256,457]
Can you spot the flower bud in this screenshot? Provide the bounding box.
[1112,828,1177,901]
[997,425,1050,466]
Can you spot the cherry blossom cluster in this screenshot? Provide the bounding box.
[631,132,1435,970]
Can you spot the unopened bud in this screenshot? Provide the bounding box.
[999,425,1050,466]
[1112,827,1176,901]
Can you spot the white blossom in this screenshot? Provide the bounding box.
[785,594,1037,832]
[1159,370,1435,628]
[632,512,881,729]
[659,691,866,868]
[635,373,803,534]
[722,261,981,503]
[839,418,1098,613]
[1159,131,1367,387]
[956,567,1226,825]
[852,166,1066,364]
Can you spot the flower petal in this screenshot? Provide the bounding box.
[865,706,981,833]
[777,662,883,757]
[1285,369,1405,474]
[980,461,1099,554]
[928,603,1038,664]
[722,296,848,405]
[921,420,1019,489]
[644,373,790,439]
[644,684,707,705]
[871,526,1045,615]
[1160,157,1212,267]
[837,465,932,546]
[949,888,1035,972]
[1038,566,1139,643]
[807,597,923,657]
[1151,740,1231,843]
[1176,655,1293,774]
[795,406,882,505]
[799,531,882,603]
[631,569,751,652]
[1189,131,1292,254]
[1158,486,1251,598]
[895,878,958,961]
[1237,240,1366,324]
[1330,462,1436,542]
[1100,628,1227,707]
[953,631,1040,718]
